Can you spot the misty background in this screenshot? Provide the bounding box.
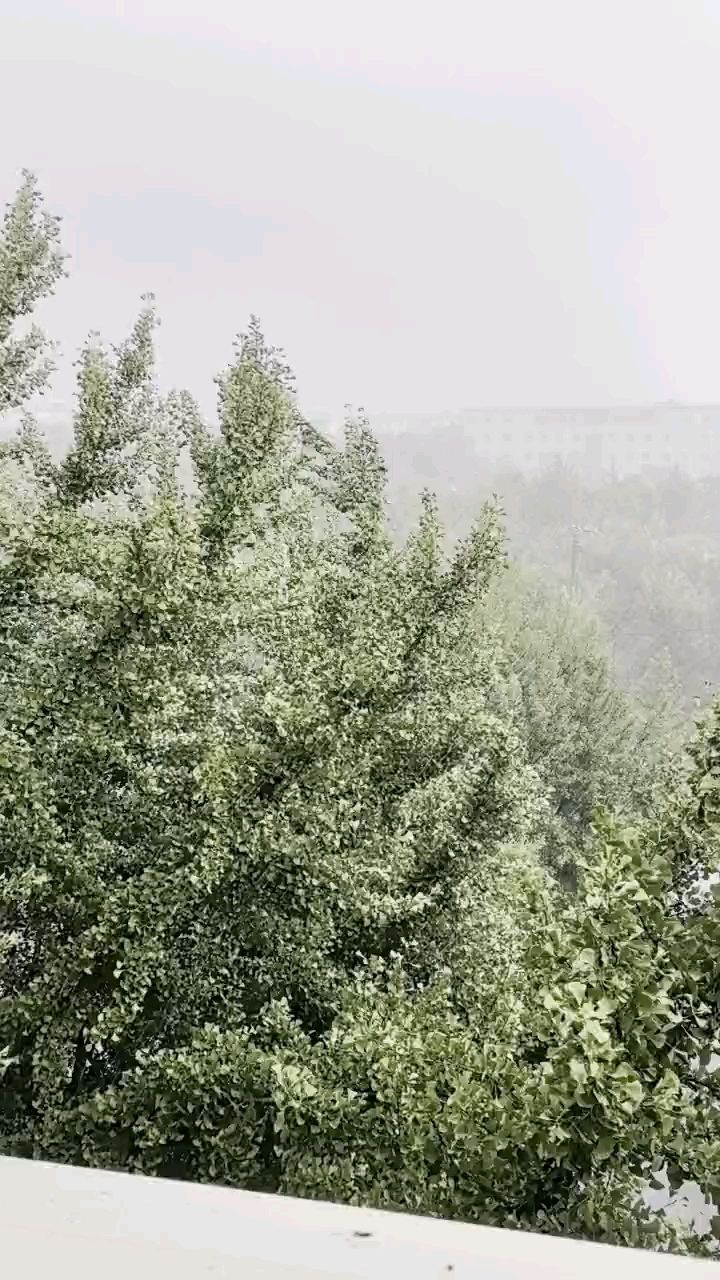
[2,0,720,416]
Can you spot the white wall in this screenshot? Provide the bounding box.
[1,1156,716,1280]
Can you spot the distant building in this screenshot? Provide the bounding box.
[374,403,720,480]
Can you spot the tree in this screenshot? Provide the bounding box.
[0,176,718,1258]
[0,170,66,414]
[480,563,681,884]
[0,284,544,1179]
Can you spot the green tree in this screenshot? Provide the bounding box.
[480,563,680,884]
[0,176,718,1259]
[0,170,65,414]
[0,288,543,1173]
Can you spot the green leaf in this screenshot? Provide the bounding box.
[569,1058,587,1086]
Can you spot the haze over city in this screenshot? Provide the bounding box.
[2,0,720,418]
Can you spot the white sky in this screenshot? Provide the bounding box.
[2,0,720,417]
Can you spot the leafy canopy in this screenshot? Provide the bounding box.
[0,175,718,1258]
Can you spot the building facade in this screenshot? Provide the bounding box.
[373,403,720,480]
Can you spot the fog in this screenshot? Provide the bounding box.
[2,0,720,418]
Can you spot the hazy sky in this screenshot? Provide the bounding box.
[2,0,720,417]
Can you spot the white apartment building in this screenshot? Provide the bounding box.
[453,403,720,478]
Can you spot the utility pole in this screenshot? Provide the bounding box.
[570,527,580,597]
[569,524,599,597]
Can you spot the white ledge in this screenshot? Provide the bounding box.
[0,1155,715,1278]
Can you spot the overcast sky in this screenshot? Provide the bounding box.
[1,0,720,417]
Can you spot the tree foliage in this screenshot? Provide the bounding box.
[0,175,718,1259]
[0,171,66,413]
[482,564,684,883]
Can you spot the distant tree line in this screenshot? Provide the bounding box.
[378,425,720,718]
